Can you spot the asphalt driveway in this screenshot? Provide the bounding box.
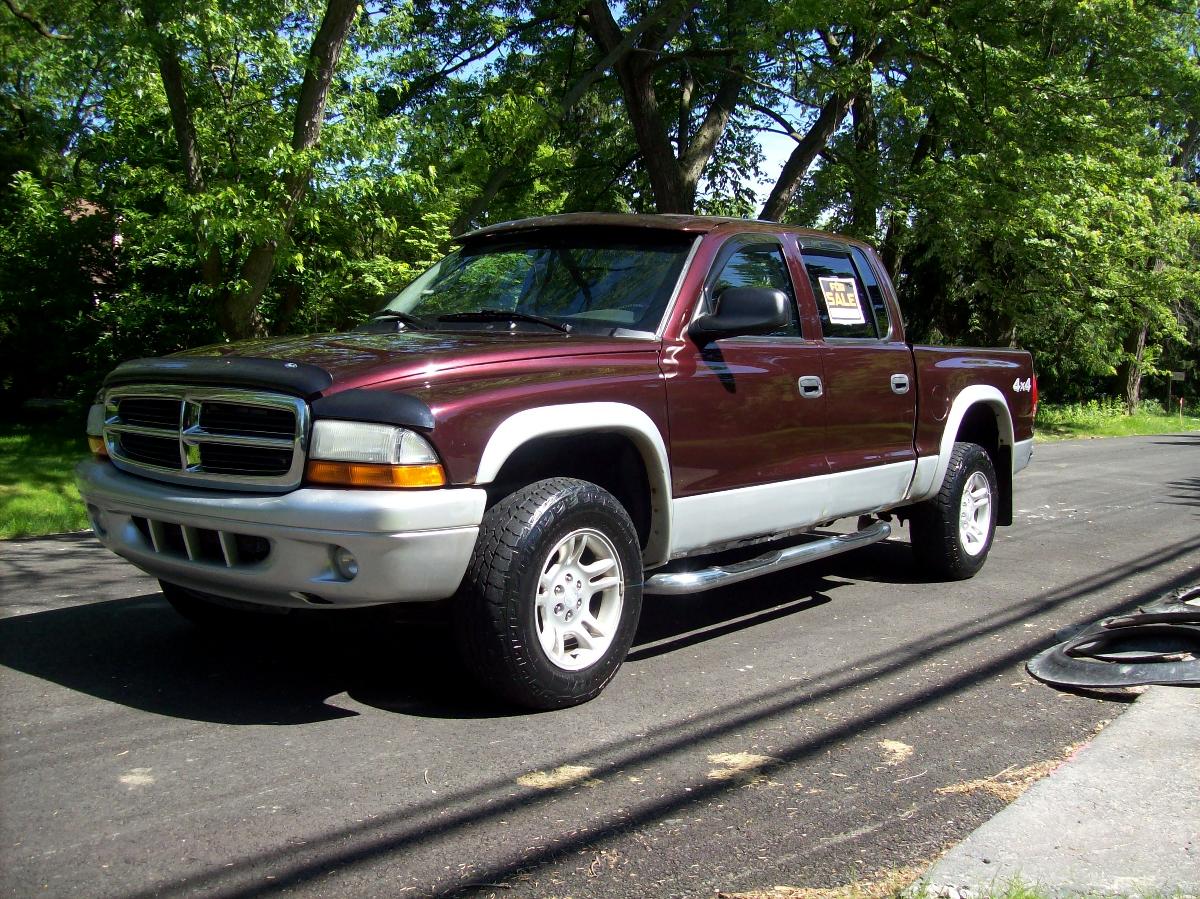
[2,434,1197,898]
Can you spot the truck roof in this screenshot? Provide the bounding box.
[457,212,867,248]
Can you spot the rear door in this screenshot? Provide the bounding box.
[795,243,917,505]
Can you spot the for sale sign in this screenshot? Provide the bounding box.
[819,276,865,325]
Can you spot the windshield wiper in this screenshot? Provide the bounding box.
[361,311,428,331]
[436,309,572,334]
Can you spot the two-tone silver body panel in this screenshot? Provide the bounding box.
[76,459,486,608]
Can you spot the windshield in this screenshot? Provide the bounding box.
[380,233,696,336]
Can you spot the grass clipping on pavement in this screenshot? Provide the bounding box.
[719,866,924,899]
[0,420,90,539]
[720,739,1093,899]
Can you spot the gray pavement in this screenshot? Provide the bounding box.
[924,685,1199,897]
[1,433,1199,897]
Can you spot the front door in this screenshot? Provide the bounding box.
[663,235,828,554]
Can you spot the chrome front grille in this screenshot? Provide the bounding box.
[104,385,308,491]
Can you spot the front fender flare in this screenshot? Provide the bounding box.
[475,403,673,567]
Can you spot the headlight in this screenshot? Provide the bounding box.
[86,402,108,458]
[306,421,445,488]
[309,420,438,464]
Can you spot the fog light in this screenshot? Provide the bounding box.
[332,546,359,580]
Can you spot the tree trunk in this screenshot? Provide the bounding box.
[881,111,938,275]
[849,87,877,237]
[678,69,742,198]
[1121,322,1148,414]
[612,53,690,212]
[677,68,694,159]
[153,48,204,195]
[452,163,515,235]
[222,0,360,338]
[274,278,304,335]
[759,90,854,221]
[760,34,888,222]
[142,2,223,289]
[582,0,740,215]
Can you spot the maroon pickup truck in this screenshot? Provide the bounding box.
[76,213,1036,708]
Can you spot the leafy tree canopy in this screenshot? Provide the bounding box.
[0,0,1195,409]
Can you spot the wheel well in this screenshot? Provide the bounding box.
[485,433,653,550]
[955,403,1013,526]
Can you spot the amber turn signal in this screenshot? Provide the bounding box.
[305,460,446,488]
[87,435,109,458]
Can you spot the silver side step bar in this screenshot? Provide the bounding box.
[643,521,892,596]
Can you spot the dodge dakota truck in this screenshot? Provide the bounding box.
[76,213,1036,709]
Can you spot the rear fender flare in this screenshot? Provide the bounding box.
[911,385,1015,503]
[475,403,673,566]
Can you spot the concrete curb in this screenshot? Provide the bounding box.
[922,686,1199,897]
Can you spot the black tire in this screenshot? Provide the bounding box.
[454,478,644,710]
[909,441,998,581]
[160,580,288,629]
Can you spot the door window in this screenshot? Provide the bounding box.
[801,250,879,339]
[709,243,801,337]
[850,247,893,338]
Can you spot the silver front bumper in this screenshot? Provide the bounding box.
[76,459,486,608]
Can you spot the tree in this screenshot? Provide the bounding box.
[757,20,890,222]
[1,0,1197,410]
[140,0,359,338]
[778,0,1200,404]
[575,0,751,214]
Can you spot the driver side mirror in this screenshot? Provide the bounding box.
[689,287,789,343]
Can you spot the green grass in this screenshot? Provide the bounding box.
[1035,397,1200,441]
[0,418,91,539]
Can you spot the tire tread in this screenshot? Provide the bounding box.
[454,478,642,709]
[909,442,997,581]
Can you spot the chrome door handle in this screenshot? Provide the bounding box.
[890,373,910,395]
[798,375,824,398]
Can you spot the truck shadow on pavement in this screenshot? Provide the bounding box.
[1,522,1180,728]
[0,550,865,725]
[1151,433,1200,446]
[0,593,432,724]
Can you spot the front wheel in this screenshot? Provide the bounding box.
[454,478,643,710]
[909,442,998,580]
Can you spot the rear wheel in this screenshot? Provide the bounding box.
[454,478,643,710]
[909,441,998,580]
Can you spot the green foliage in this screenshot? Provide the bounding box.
[0,0,1196,410]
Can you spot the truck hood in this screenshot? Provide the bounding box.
[174,329,656,393]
